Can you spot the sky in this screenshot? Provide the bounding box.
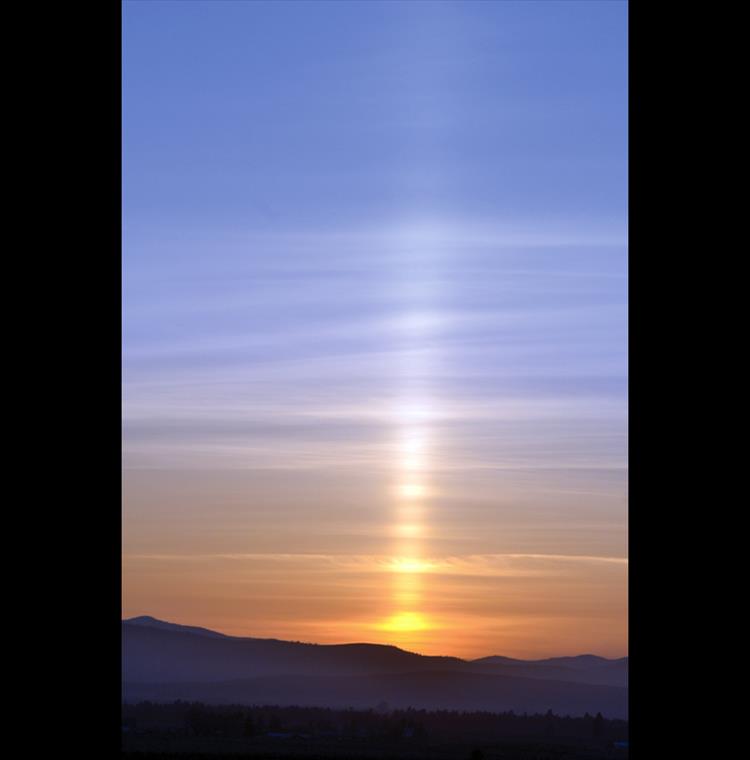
[122,0,628,659]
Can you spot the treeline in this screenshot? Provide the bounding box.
[122,701,628,744]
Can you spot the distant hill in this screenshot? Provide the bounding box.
[124,615,231,640]
[122,617,628,718]
[123,618,465,682]
[469,654,628,687]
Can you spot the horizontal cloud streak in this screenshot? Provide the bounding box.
[124,551,627,569]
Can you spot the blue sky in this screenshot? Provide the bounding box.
[122,0,628,658]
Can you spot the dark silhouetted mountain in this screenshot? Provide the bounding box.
[123,619,464,682]
[122,617,627,719]
[469,654,628,687]
[124,615,231,639]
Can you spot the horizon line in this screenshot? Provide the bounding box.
[122,614,628,662]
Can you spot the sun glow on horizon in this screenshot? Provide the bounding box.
[377,611,430,633]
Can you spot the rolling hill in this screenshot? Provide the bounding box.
[122,616,628,718]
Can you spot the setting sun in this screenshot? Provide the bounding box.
[378,611,430,633]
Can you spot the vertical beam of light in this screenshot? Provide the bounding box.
[376,3,461,646]
[382,228,446,645]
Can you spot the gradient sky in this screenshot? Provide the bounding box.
[122,0,627,659]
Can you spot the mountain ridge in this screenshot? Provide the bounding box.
[122,616,628,717]
[123,616,627,663]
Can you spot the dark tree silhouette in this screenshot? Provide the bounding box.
[123,701,628,751]
[243,713,255,737]
[593,711,604,738]
[544,708,555,739]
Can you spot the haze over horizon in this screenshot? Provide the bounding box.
[123,0,627,661]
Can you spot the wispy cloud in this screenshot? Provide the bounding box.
[124,551,627,572]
